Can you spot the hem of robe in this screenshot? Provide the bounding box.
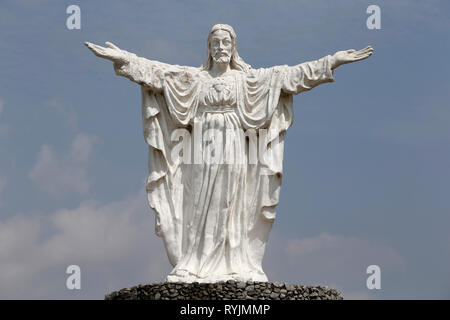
[140,76,294,271]
[166,269,268,283]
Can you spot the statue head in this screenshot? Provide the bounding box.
[201,24,251,73]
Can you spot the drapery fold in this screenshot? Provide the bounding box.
[114,52,334,281]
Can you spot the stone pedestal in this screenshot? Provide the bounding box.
[105,281,343,300]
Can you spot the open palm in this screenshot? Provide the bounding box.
[84,41,127,64]
[332,46,373,69]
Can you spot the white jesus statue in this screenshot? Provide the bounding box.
[85,24,373,283]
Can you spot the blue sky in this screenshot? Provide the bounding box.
[0,0,449,299]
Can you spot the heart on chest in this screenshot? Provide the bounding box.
[212,82,229,93]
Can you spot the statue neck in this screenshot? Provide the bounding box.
[209,62,231,77]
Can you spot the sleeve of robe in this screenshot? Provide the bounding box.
[280,54,335,94]
[113,51,174,92]
[113,51,201,266]
[241,56,335,268]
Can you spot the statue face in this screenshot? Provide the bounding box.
[209,30,233,65]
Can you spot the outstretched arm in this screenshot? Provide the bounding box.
[85,41,169,91]
[280,46,373,95]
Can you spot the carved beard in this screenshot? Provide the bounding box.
[212,53,230,64]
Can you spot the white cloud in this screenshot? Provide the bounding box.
[0,188,170,299]
[285,233,404,267]
[264,231,405,299]
[0,185,406,299]
[29,133,97,196]
[286,233,340,256]
[70,133,96,163]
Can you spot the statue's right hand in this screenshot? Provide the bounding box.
[84,41,127,64]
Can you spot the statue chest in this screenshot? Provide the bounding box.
[198,76,237,107]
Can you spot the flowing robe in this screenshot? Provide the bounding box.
[114,52,334,282]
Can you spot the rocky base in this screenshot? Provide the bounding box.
[105,281,343,300]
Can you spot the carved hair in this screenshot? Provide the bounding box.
[201,24,251,73]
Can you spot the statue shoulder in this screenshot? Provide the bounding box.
[245,65,283,80]
[157,63,197,74]
[156,64,201,83]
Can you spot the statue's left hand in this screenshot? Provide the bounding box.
[331,46,373,69]
[84,41,127,64]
